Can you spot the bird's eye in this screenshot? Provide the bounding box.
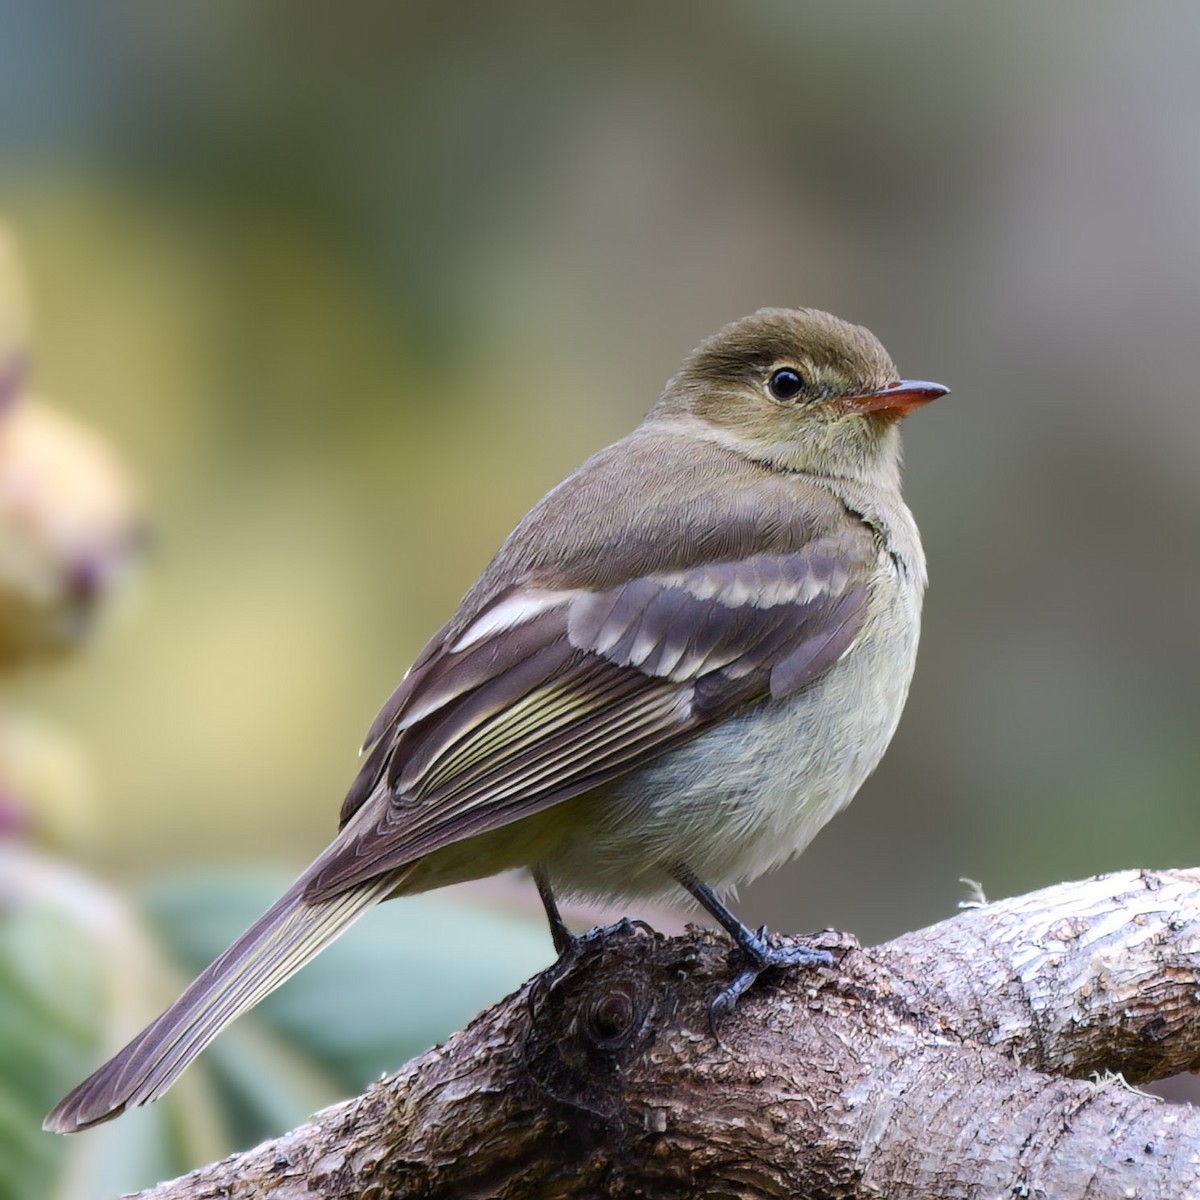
[767,367,805,402]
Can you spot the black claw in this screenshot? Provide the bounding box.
[742,934,834,973]
[708,964,760,1030]
[671,864,835,1024]
[708,932,833,1026]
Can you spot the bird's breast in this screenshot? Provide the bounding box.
[541,545,924,903]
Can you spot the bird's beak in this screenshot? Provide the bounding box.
[842,379,950,419]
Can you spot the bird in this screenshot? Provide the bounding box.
[45,307,947,1133]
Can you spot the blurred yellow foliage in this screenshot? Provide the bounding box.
[0,218,144,672]
[0,221,31,382]
[0,711,95,850]
[0,397,143,669]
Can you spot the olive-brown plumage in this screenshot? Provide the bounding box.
[46,308,947,1132]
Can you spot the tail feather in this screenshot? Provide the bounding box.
[44,871,396,1133]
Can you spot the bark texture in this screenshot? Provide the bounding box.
[129,869,1200,1199]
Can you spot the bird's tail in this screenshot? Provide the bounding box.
[43,867,397,1133]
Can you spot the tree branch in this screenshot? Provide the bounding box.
[129,869,1200,1199]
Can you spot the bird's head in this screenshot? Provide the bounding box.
[651,307,947,483]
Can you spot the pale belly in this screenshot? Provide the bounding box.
[542,565,921,902]
[401,561,922,906]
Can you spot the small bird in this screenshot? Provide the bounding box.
[46,307,947,1132]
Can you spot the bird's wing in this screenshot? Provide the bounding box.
[306,531,876,900]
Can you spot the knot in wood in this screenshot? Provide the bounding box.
[584,985,638,1049]
[521,919,679,1123]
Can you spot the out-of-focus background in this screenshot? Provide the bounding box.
[3,3,1200,1194]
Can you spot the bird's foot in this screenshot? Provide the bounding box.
[711,925,833,1025]
[549,922,576,959]
[555,915,656,960]
[669,867,834,1025]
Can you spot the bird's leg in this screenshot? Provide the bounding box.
[533,867,575,957]
[672,864,832,1021]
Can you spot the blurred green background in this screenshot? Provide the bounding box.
[3,2,1200,1194]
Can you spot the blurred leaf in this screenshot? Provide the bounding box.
[141,870,552,1101]
[0,880,104,1200]
[1,855,553,1200]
